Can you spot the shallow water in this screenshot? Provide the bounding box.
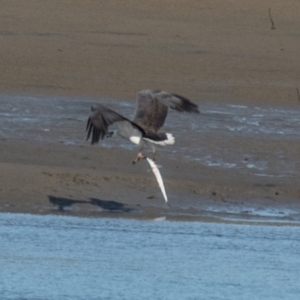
[1,213,300,300]
[0,94,299,177]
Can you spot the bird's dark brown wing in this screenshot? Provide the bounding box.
[86,104,129,144]
[132,90,199,132]
[132,91,168,133]
[150,90,200,113]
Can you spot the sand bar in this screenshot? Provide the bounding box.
[0,0,299,222]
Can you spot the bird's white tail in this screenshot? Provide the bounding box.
[164,133,175,145]
[143,133,175,146]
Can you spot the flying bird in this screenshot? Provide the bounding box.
[86,89,199,164]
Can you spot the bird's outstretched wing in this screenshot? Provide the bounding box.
[133,89,199,132]
[152,90,200,113]
[86,104,132,144]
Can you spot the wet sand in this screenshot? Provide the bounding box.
[0,1,300,221]
[1,0,300,104]
[1,139,299,223]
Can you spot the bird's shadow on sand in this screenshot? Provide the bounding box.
[89,198,136,212]
[48,195,138,213]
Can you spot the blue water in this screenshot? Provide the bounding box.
[1,213,300,300]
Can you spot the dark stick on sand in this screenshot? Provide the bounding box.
[269,8,276,30]
[296,88,300,103]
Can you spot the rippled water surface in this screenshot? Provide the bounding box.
[1,213,300,300]
[0,94,299,177]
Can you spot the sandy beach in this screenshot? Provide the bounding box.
[0,0,299,221]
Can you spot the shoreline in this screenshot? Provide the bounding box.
[1,139,299,225]
[1,208,300,227]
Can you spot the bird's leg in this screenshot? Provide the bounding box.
[132,142,146,164]
[132,151,146,164]
[151,144,157,162]
[152,150,157,162]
